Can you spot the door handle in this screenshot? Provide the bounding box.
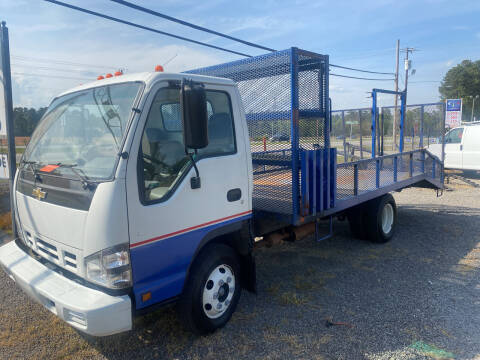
[227,188,241,202]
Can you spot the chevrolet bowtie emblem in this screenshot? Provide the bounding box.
[32,187,46,201]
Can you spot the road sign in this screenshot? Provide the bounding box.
[445,99,462,128]
[0,154,9,179]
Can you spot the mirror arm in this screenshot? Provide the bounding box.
[187,149,201,189]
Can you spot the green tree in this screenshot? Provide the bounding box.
[439,60,480,121]
[13,107,47,137]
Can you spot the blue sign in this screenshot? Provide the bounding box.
[446,99,461,111]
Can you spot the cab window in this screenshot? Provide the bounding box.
[445,127,464,144]
[139,86,236,203]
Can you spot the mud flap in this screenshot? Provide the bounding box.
[241,253,256,293]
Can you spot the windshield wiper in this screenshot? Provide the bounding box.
[21,160,42,182]
[56,163,96,190]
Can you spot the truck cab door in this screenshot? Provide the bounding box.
[444,127,464,169]
[125,80,251,309]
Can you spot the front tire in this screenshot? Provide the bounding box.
[178,244,242,335]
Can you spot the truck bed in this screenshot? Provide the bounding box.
[251,148,443,224]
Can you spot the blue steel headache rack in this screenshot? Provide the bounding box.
[187,47,330,225]
[186,47,444,228]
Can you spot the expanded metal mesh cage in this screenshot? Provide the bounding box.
[187,50,444,219]
[187,48,329,219]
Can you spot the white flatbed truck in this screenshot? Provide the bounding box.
[0,48,444,335]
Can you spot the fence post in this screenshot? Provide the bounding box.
[375,159,380,188]
[353,164,358,196]
[381,107,384,156]
[409,153,413,177]
[393,156,398,182]
[419,105,424,148]
[341,110,347,162]
[358,110,363,159]
[399,92,405,152]
[371,91,377,158]
[420,105,425,173]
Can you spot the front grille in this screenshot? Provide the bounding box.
[63,251,77,270]
[36,238,59,259]
[22,230,78,272]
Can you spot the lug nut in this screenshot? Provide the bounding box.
[217,303,222,309]
[213,293,218,300]
[227,277,232,283]
[219,280,224,286]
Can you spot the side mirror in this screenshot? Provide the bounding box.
[181,79,208,149]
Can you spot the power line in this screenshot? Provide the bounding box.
[12,63,97,74]
[330,73,395,81]
[12,55,119,71]
[110,0,395,76]
[44,0,398,76]
[109,0,275,52]
[44,0,253,58]
[12,72,91,81]
[330,64,394,75]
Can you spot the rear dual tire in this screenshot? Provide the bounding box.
[347,193,397,243]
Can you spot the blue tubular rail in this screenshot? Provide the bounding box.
[324,148,443,216]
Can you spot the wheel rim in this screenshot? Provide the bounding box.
[381,203,394,234]
[202,264,235,319]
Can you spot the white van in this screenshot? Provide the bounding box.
[428,123,480,172]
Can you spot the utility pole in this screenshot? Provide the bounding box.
[402,47,416,107]
[393,40,400,151]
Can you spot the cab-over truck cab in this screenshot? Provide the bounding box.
[0,72,255,335]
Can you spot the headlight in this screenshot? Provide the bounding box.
[84,244,132,289]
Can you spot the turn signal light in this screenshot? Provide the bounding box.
[142,292,152,302]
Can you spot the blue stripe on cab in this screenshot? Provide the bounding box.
[130,214,251,309]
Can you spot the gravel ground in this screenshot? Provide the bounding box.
[1,174,480,359]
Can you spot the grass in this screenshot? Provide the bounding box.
[0,212,12,234]
[0,147,25,155]
[278,291,310,306]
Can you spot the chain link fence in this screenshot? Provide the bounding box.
[331,102,445,163]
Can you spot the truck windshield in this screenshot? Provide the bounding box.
[23,82,142,180]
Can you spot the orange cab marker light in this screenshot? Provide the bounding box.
[142,292,152,302]
[105,73,113,78]
[39,164,60,173]
[114,70,123,76]
[97,75,104,80]
[155,65,164,72]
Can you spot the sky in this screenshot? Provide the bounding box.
[1,0,480,110]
